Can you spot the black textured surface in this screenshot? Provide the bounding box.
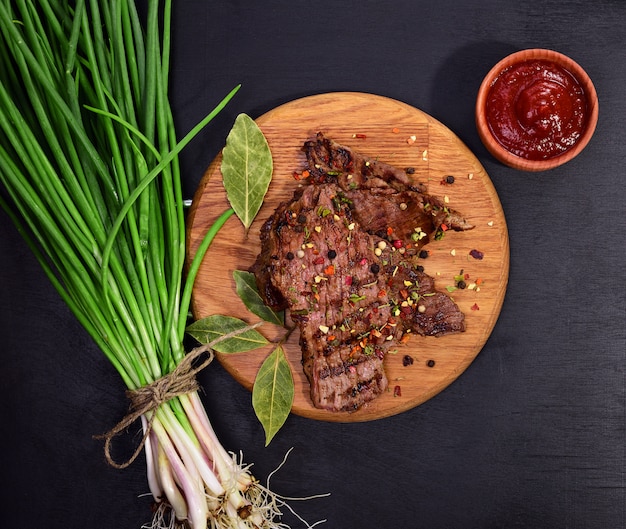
[1,1,625,528]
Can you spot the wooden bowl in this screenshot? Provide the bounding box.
[475,48,598,171]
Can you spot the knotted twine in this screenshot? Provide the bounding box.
[95,323,262,469]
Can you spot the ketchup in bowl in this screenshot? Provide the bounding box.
[485,59,587,160]
[476,49,598,171]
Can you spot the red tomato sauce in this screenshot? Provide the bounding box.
[485,59,588,160]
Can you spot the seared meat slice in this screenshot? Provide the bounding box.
[303,132,473,247]
[346,187,473,252]
[252,184,398,411]
[385,263,466,337]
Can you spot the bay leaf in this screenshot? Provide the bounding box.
[252,345,294,445]
[233,270,284,325]
[221,113,272,230]
[186,314,268,353]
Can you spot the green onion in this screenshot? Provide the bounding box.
[0,2,321,528]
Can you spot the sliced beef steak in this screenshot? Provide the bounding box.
[251,133,472,411]
[253,184,397,410]
[385,263,466,337]
[303,132,473,242]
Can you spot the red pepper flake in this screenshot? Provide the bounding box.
[359,258,368,266]
[464,273,471,280]
[313,256,325,265]
[324,264,335,275]
[345,276,353,286]
[476,278,483,285]
[292,171,301,180]
[440,223,449,232]
[471,303,480,311]
[353,133,367,139]
[400,334,411,344]
[392,127,400,134]
[400,306,412,316]
[393,385,402,397]
[469,249,484,260]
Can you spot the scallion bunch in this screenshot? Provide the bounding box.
[0,2,314,528]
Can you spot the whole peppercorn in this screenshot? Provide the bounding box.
[445,175,455,184]
[457,280,467,289]
[402,355,414,367]
[327,249,337,260]
[427,359,436,368]
[418,249,429,259]
[370,263,380,274]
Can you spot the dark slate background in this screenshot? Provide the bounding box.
[1,1,625,528]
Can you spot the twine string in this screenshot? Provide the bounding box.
[94,323,262,469]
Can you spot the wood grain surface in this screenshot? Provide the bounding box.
[186,92,509,422]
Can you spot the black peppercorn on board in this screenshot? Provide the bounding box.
[187,92,509,422]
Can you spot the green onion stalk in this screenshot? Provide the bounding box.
[0,2,314,528]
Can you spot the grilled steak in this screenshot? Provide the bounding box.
[252,133,472,411]
[303,132,473,251]
[254,184,397,410]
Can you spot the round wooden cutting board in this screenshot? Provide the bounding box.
[186,92,509,423]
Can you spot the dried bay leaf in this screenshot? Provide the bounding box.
[252,345,294,445]
[221,113,272,230]
[186,314,268,353]
[233,270,284,325]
